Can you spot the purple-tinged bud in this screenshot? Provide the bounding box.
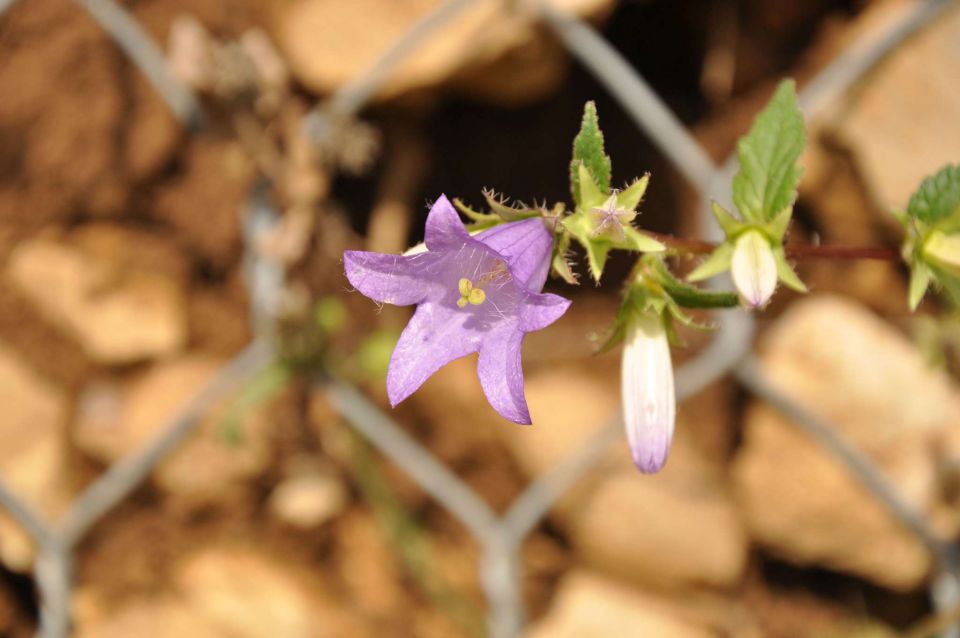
[731,230,777,309]
[620,312,675,473]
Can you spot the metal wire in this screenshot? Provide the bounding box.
[0,1,953,637]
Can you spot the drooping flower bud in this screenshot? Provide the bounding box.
[731,230,777,309]
[620,311,675,473]
[923,230,960,277]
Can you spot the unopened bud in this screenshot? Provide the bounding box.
[923,230,960,276]
[620,313,675,473]
[731,230,777,309]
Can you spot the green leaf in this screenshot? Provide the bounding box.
[686,242,734,282]
[731,79,806,223]
[570,101,612,205]
[648,257,740,309]
[907,164,960,225]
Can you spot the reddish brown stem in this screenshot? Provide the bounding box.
[645,232,900,262]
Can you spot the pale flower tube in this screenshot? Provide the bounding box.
[731,230,778,309]
[620,312,676,473]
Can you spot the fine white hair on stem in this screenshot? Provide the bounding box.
[620,313,676,473]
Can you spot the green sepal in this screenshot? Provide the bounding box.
[616,174,649,212]
[772,246,807,292]
[621,226,665,253]
[453,198,500,230]
[686,241,734,282]
[731,79,806,223]
[711,202,745,237]
[551,233,579,284]
[647,257,739,309]
[768,206,793,241]
[577,163,607,210]
[483,189,540,222]
[561,210,607,283]
[570,101,612,206]
[908,262,932,310]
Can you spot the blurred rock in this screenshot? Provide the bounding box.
[175,547,358,638]
[269,457,348,529]
[6,231,187,365]
[732,295,960,590]
[74,357,273,508]
[507,364,749,589]
[262,0,614,106]
[831,3,960,210]
[0,342,70,571]
[525,570,715,638]
[75,596,220,638]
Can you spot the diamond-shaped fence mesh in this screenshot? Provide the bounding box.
[0,0,956,636]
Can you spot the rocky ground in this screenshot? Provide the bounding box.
[0,0,959,636]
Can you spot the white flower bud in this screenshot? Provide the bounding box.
[731,230,777,309]
[923,230,960,276]
[620,313,675,473]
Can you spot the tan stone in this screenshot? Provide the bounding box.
[6,234,186,365]
[262,0,614,105]
[269,464,348,529]
[832,3,960,210]
[509,364,748,589]
[526,570,715,638]
[175,548,319,638]
[0,342,70,571]
[74,357,273,507]
[732,295,960,589]
[74,596,220,638]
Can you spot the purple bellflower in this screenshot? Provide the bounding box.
[344,195,571,424]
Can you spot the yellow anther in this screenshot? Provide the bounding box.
[457,277,486,308]
[468,288,486,305]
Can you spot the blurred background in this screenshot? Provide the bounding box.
[1,0,959,636]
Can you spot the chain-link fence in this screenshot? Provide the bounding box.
[0,0,957,636]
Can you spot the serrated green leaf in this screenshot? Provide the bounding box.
[570,101,612,206]
[616,174,649,211]
[731,79,806,223]
[773,246,807,292]
[907,164,960,225]
[686,242,734,282]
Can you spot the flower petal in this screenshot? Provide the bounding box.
[476,218,553,291]
[620,315,675,473]
[477,327,530,424]
[344,250,442,306]
[520,292,571,332]
[424,195,470,251]
[387,301,481,406]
